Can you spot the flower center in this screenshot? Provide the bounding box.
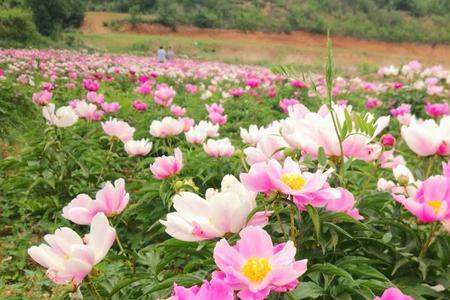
[280,173,305,190]
[241,257,271,283]
[427,200,442,214]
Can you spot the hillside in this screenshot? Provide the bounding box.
[80,12,450,74]
[84,0,450,44]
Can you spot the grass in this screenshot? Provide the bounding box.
[78,32,327,73]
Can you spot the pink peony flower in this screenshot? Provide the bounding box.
[154,84,176,107]
[124,139,152,157]
[380,134,396,146]
[178,117,195,132]
[69,99,80,108]
[74,100,102,121]
[365,98,382,109]
[336,99,348,107]
[425,77,439,87]
[136,82,152,95]
[427,85,443,96]
[205,103,225,115]
[203,138,235,158]
[213,226,307,300]
[89,110,104,121]
[185,127,207,144]
[185,83,198,94]
[279,99,300,113]
[101,102,121,113]
[443,160,450,177]
[197,120,220,138]
[101,118,135,142]
[401,117,450,156]
[240,125,264,147]
[32,90,52,106]
[150,148,183,180]
[28,213,115,285]
[228,88,244,97]
[149,117,184,138]
[241,157,332,199]
[267,89,277,97]
[394,175,450,223]
[374,287,413,300]
[170,105,186,117]
[169,279,234,300]
[86,92,104,105]
[323,188,363,220]
[65,83,76,89]
[244,133,287,165]
[291,79,307,88]
[161,175,270,241]
[42,104,78,128]
[425,102,449,118]
[209,112,228,125]
[62,179,129,224]
[82,79,100,92]
[41,82,54,91]
[379,150,405,169]
[138,75,149,83]
[68,71,77,79]
[132,99,148,111]
[391,104,411,117]
[246,78,260,88]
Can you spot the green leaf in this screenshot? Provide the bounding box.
[340,263,391,282]
[307,263,355,283]
[306,205,321,241]
[108,273,150,297]
[318,147,327,166]
[289,281,326,299]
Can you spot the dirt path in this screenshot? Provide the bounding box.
[81,12,450,69]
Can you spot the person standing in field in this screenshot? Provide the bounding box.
[157,46,166,63]
[166,46,175,61]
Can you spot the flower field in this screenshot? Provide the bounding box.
[0,47,450,300]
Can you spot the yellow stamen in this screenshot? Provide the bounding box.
[241,257,271,283]
[280,173,305,190]
[427,200,442,214]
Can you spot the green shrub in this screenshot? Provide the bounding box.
[156,0,178,30]
[64,0,86,28]
[0,8,41,46]
[27,0,85,37]
[193,9,221,28]
[128,5,141,26]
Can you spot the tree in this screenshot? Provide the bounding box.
[64,0,86,28]
[156,0,178,31]
[27,0,85,37]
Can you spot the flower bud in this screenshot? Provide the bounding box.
[380,134,396,147]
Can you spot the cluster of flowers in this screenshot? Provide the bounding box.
[28,179,128,285]
[5,50,449,299]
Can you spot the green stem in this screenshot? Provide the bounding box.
[289,205,297,241]
[325,33,345,186]
[115,234,125,255]
[419,222,438,258]
[86,276,102,300]
[425,156,434,178]
[274,203,288,240]
[240,152,249,172]
[97,139,115,184]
